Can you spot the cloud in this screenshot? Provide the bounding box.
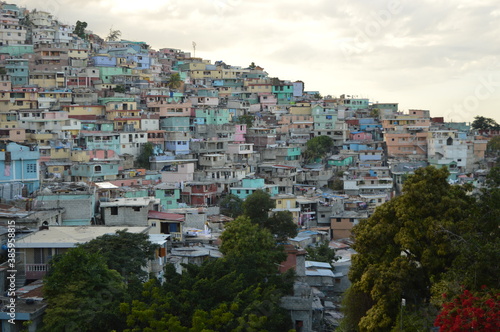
[17,0,500,121]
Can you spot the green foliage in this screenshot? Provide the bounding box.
[345,166,475,331]
[73,20,88,39]
[79,230,158,283]
[248,62,256,70]
[370,108,380,118]
[486,136,500,156]
[268,211,298,242]
[121,216,294,331]
[242,190,297,241]
[471,115,499,131]
[313,93,323,100]
[113,85,126,93]
[219,193,243,218]
[167,73,182,90]
[106,27,122,41]
[42,247,126,332]
[220,216,287,281]
[136,142,154,169]
[235,114,255,128]
[329,177,344,191]
[242,190,275,225]
[304,135,334,162]
[305,241,337,268]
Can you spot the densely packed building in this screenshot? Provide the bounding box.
[0,2,496,329]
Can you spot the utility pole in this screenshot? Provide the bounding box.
[400,298,406,331]
[192,41,196,58]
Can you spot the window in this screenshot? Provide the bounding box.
[26,163,36,173]
[133,207,141,212]
[110,207,118,215]
[151,222,156,227]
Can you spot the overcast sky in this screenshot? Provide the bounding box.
[17,0,500,123]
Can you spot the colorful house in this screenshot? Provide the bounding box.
[0,142,40,194]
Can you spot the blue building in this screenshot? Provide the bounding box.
[5,59,29,86]
[230,178,279,200]
[91,55,117,67]
[0,142,40,194]
[126,53,150,69]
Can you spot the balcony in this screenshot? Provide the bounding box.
[26,263,49,280]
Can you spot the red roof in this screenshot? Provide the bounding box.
[147,210,185,221]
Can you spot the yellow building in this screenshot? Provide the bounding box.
[105,109,142,121]
[29,71,65,89]
[68,49,89,59]
[289,103,312,115]
[0,91,38,112]
[104,101,138,111]
[61,105,106,118]
[272,194,300,224]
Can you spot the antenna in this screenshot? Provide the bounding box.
[192,41,196,58]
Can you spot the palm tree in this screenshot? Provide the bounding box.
[167,73,182,90]
[106,28,121,42]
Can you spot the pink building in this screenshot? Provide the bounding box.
[350,132,373,141]
[233,124,247,143]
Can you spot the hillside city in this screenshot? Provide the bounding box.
[0,2,499,332]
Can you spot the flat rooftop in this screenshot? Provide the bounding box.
[15,226,149,248]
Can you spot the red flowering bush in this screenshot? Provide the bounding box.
[435,287,500,331]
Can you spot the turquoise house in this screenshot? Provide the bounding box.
[195,108,230,125]
[155,185,180,210]
[328,155,355,167]
[272,84,293,104]
[230,178,278,200]
[160,117,190,132]
[0,45,34,57]
[99,67,133,84]
[5,59,29,86]
[68,162,119,182]
[0,142,40,194]
[123,189,149,198]
[78,132,121,153]
[312,105,338,132]
[284,147,301,161]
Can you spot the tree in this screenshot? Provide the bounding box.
[313,92,323,100]
[248,62,256,70]
[370,108,380,118]
[267,211,298,242]
[471,116,499,131]
[121,216,295,331]
[303,135,334,163]
[219,193,243,218]
[344,166,475,331]
[167,73,182,90]
[136,142,154,169]
[79,230,158,283]
[242,190,297,241]
[73,20,88,39]
[220,216,288,283]
[306,241,337,268]
[42,247,126,332]
[235,114,255,128]
[242,189,275,225]
[113,85,126,93]
[106,27,121,41]
[486,136,500,157]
